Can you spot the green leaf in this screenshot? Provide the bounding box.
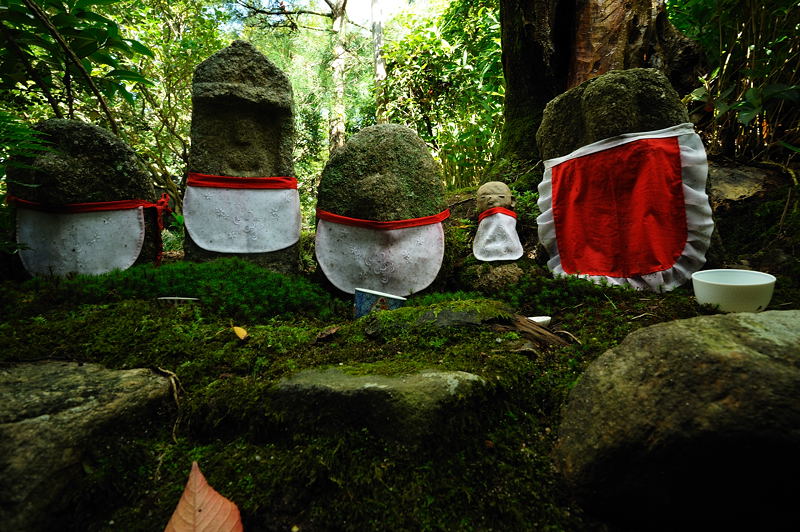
[74,0,123,9]
[127,39,154,58]
[105,68,153,85]
[778,141,800,154]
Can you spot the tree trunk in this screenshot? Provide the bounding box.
[329,0,348,152]
[489,0,574,187]
[491,0,702,189]
[371,0,388,124]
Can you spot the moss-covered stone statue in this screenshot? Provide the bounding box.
[473,181,523,262]
[535,68,713,292]
[315,123,449,296]
[182,40,301,274]
[5,119,166,277]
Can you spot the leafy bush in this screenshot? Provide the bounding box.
[383,0,502,189]
[11,258,347,322]
[666,0,799,162]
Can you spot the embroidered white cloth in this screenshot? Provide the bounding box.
[183,187,301,253]
[315,219,445,295]
[473,211,523,261]
[17,207,144,276]
[536,123,714,292]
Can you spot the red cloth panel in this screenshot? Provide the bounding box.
[551,136,687,277]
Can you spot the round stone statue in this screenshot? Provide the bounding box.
[5,119,164,277]
[473,181,523,262]
[315,124,449,296]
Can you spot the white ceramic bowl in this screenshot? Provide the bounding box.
[691,269,776,313]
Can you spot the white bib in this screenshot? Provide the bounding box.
[473,212,523,261]
[183,186,301,253]
[315,219,445,295]
[17,207,145,276]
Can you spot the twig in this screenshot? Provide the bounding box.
[512,315,570,346]
[554,329,582,344]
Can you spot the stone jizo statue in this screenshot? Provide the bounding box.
[473,181,523,262]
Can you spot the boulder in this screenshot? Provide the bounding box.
[0,361,172,531]
[6,119,162,269]
[554,310,800,529]
[271,368,490,442]
[185,40,298,273]
[536,68,689,161]
[316,123,445,221]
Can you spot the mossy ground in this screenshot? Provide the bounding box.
[2,180,798,530]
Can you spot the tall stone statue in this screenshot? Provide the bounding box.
[183,40,300,273]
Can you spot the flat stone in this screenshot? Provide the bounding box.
[272,368,490,441]
[0,362,172,531]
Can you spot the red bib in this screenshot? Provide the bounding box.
[537,124,714,291]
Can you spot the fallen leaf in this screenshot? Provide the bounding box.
[314,325,340,343]
[164,461,243,532]
[232,326,249,341]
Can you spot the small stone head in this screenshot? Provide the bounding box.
[477,181,514,212]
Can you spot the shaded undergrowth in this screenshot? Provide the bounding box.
[0,255,795,531]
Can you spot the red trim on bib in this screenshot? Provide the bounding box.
[7,194,172,265]
[478,207,517,223]
[187,173,297,189]
[316,209,451,230]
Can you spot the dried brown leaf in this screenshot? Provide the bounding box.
[164,462,243,532]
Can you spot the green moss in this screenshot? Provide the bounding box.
[316,124,446,221]
[3,247,797,531]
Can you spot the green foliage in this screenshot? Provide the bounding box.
[114,0,231,190]
[383,0,503,189]
[6,257,348,321]
[0,109,50,252]
[0,0,154,125]
[667,0,799,162]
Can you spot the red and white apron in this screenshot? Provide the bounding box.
[315,209,450,295]
[183,173,301,253]
[536,123,714,291]
[473,207,523,261]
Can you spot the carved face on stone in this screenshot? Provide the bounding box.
[477,181,514,212]
[193,102,281,176]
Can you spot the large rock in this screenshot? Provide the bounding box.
[0,362,172,531]
[536,68,689,161]
[272,368,490,441]
[185,40,298,272]
[316,123,445,221]
[6,119,161,268]
[554,310,800,529]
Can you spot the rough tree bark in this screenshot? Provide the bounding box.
[490,0,703,189]
[328,0,349,152]
[371,0,388,124]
